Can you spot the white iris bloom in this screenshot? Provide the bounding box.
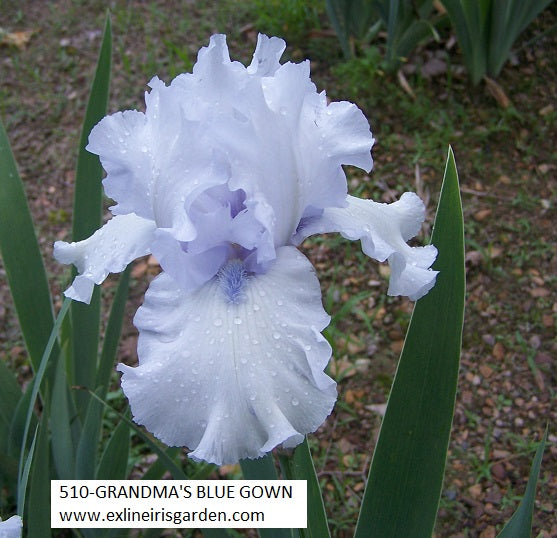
[54,34,438,465]
[0,515,22,538]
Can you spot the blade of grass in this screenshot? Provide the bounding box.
[142,447,181,480]
[487,0,553,76]
[0,357,22,453]
[354,147,465,537]
[441,0,488,84]
[497,428,548,538]
[75,265,130,479]
[50,355,76,480]
[279,438,330,538]
[325,0,352,57]
[96,415,130,480]
[241,456,292,538]
[0,119,56,379]
[25,417,50,537]
[71,14,112,415]
[17,297,71,513]
[75,388,104,479]
[85,389,188,480]
[16,423,38,517]
[241,454,279,481]
[96,265,131,397]
[8,383,36,457]
[202,530,233,538]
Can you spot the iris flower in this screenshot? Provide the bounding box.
[54,34,438,465]
[0,515,22,538]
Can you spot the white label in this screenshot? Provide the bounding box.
[51,480,307,528]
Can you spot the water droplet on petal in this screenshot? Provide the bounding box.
[273,332,281,340]
[234,317,242,325]
[291,398,299,406]
[213,318,223,327]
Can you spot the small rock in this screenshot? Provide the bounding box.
[473,209,492,221]
[354,358,372,373]
[492,342,505,360]
[529,287,550,298]
[479,364,494,378]
[528,335,541,349]
[366,403,387,417]
[482,334,495,346]
[539,104,554,116]
[479,526,496,538]
[491,463,506,480]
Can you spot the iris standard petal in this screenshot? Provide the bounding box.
[54,213,157,304]
[86,110,154,219]
[202,34,374,254]
[88,79,230,243]
[293,192,438,300]
[118,246,336,465]
[248,34,286,76]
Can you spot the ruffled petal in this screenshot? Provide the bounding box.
[293,193,438,300]
[88,78,231,242]
[248,34,286,75]
[118,246,336,465]
[54,214,157,303]
[0,515,23,537]
[86,110,153,219]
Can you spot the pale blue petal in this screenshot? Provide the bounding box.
[0,515,23,537]
[248,34,287,75]
[149,229,231,294]
[54,214,156,304]
[118,246,336,465]
[293,193,438,300]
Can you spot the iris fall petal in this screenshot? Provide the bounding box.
[119,247,336,465]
